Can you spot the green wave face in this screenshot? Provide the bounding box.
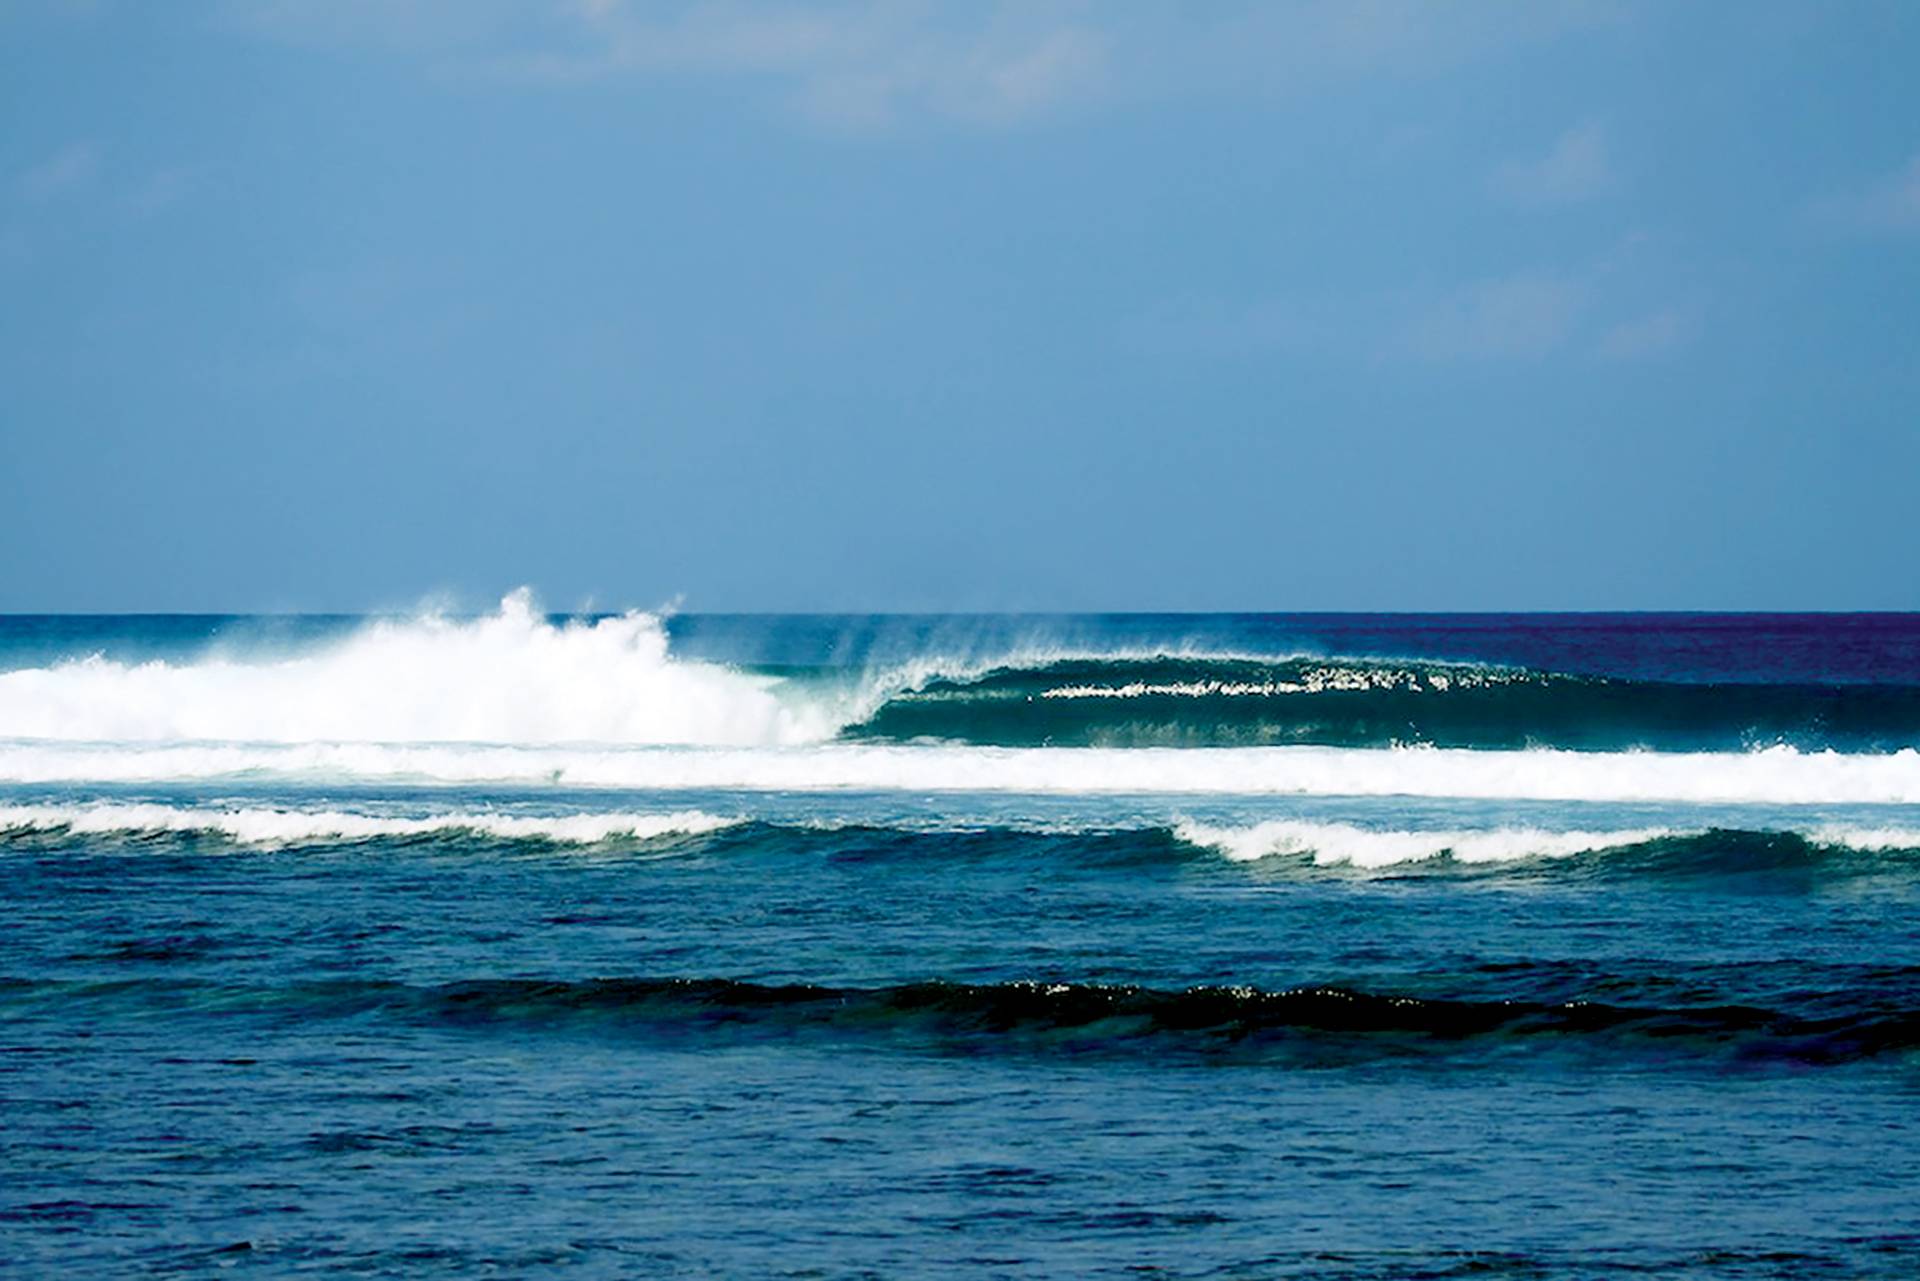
[6,972,1916,1068]
[843,656,1920,751]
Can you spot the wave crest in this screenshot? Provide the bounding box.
[0,801,739,847]
[7,803,1919,875]
[1172,818,1920,868]
[1174,819,1676,867]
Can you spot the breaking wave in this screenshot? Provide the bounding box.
[5,802,1918,874]
[0,802,739,847]
[6,594,1920,757]
[1170,818,1920,869]
[1174,819,1678,866]
[0,591,848,747]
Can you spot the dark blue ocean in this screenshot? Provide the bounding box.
[5,604,1920,1277]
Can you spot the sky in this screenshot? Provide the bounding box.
[2,0,1917,613]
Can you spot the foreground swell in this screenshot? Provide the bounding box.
[7,974,1917,1067]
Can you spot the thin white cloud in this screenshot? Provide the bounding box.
[525,4,1112,131]
[17,141,98,201]
[1814,153,1920,232]
[227,1,1615,134]
[1404,272,1589,360]
[128,167,195,216]
[227,0,530,52]
[1594,306,1696,361]
[233,1,1109,131]
[1492,122,1613,206]
[1127,242,1703,369]
[1116,292,1364,360]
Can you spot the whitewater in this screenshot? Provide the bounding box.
[0,590,847,747]
[8,800,1920,875]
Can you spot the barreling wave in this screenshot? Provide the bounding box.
[6,741,1920,804]
[6,802,1919,875]
[7,595,1920,757]
[846,655,1920,751]
[8,974,1916,1065]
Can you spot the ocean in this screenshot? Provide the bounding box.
[4,600,1920,1277]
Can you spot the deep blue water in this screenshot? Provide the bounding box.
[4,608,1920,1277]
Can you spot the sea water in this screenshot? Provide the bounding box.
[4,600,1919,1277]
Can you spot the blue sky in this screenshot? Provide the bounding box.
[2,1,1917,611]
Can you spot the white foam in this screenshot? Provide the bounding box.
[1174,818,1677,867]
[0,801,739,846]
[1037,664,1528,699]
[0,591,850,747]
[3,741,1919,804]
[1810,824,1920,852]
[12,803,1910,864]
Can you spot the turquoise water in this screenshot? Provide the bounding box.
[4,607,1920,1276]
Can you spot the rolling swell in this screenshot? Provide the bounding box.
[6,803,1919,880]
[9,974,1917,1065]
[846,656,1920,751]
